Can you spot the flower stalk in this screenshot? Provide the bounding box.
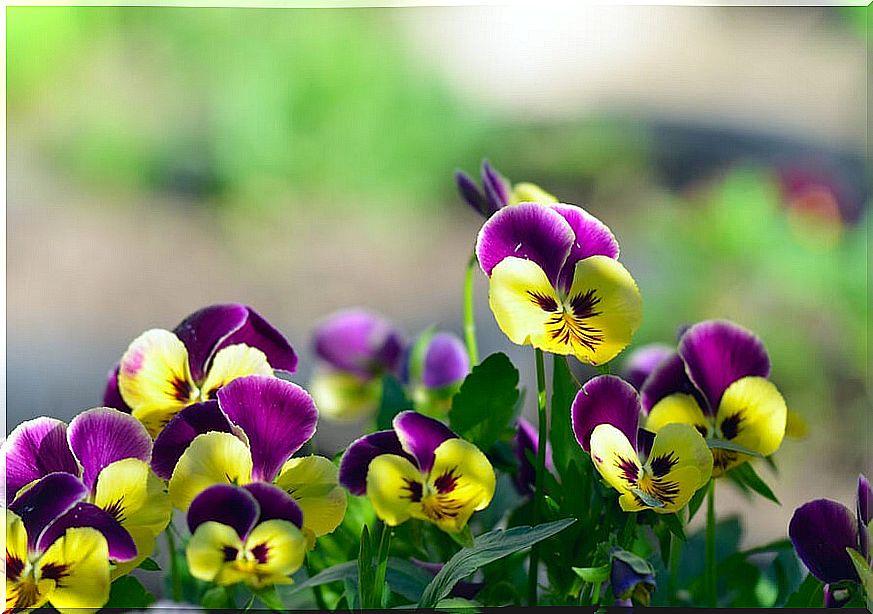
[705,479,717,607]
[528,348,549,606]
[463,250,479,365]
[166,529,182,602]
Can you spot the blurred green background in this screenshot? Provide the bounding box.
[6,5,869,551]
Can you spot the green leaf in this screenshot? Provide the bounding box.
[448,524,475,549]
[661,512,686,541]
[200,586,231,610]
[687,483,708,522]
[448,352,520,450]
[386,558,436,602]
[731,463,780,504]
[572,564,610,583]
[137,556,161,571]
[847,548,873,609]
[705,438,764,458]
[255,585,287,611]
[282,560,358,597]
[550,355,582,481]
[612,548,655,576]
[783,572,823,607]
[418,518,576,608]
[105,575,155,609]
[376,375,411,431]
[435,596,482,612]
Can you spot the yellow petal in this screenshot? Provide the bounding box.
[561,256,643,366]
[119,329,197,437]
[646,394,711,437]
[640,423,712,513]
[589,424,641,496]
[274,455,347,539]
[110,526,156,580]
[199,344,273,400]
[714,376,787,475]
[5,511,52,612]
[420,438,497,533]
[242,519,307,589]
[366,454,422,527]
[508,182,558,205]
[40,527,110,614]
[168,432,253,511]
[186,521,246,585]
[488,257,557,347]
[309,370,382,422]
[6,510,28,569]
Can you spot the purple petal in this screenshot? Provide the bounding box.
[455,170,488,216]
[67,407,152,491]
[475,202,574,286]
[421,333,470,389]
[621,344,674,392]
[858,474,872,558]
[217,376,317,482]
[313,309,405,378]
[187,484,259,538]
[151,401,233,480]
[102,364,133,413]
[174,304,250,382]
[393,411,457,474]
[610,555,655,600]
[339,430,409,496]
[551,204,620,293]
[639,352,704,415]
[571,375,640,452]
[513,418,554,497]
[38,502,137,562]
[217,306,298,374]
[789,499,860,583]
[481,160,511,212]
[678,320,770,412]
[243,482,304,529]
[3,418,80,501]
[9,473,88,551]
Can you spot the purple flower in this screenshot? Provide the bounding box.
[455,159,557,218]
[158,375,346,546]
[185,483,307,589]
[2,408,171,577]
[571,375,712,514]
[610,548,656,606]
[476,202,642,365]
[640,320,787,476]
[104,303,297,437]
[512,417,554,497]
[407,331,470,416]
[620,343,674,391]
[310,308,406,421]
[789,474,872,588]
[338,412,495,533]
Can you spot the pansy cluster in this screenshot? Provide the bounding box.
[3,160,866,610]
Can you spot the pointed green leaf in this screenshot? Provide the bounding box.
[137,557,161,571]
[255,585,286,612]
[731,462,780,505]
[687,483,708,521]
[572,564,610,583]
[105,576,155,609]
[706,438,764,458]
[376,375,411,431]
[783,572,823,607]
[661,512,686,541]
[550,355,582,481]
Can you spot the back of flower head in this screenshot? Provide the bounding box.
[455,159,558,217]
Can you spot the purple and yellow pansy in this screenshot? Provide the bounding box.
[157,375,346,547]
[185,483,307,589]
[639,320,788,476]
[3,408,171,580]
[456,159,557,218]
[104,304,297,437]
[309,308,405,422]
[572,375,713,513]
[789,474,872,604]
[476,202,642,365]
[338,412,495,533]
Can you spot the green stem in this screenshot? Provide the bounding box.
[527,348,548,606]
[242,593,255,610]
[705,479,717,607]
[668,532,681,604]
[463,251,479,365]
[165,528,182,602]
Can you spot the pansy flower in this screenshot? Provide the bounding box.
[309,308,405,422]
[789,474,872,595]
[610,548,656,607]
[513,417,554,497]
[185,483,307,589]
[572,375,712,513]
[338,412,495,533]
[621,343,675,391]
[639,320,787,476]
[456,159,557,218]
[3,408,171,578]
[157,375,346,547]
[104,303,298,437]
[476,202,642,365]
[406,331,470,416]
[6,474,116,613]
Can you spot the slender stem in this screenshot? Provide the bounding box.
[463,251,480,365]
[705,479,717,607]
[668,532,681,604]
[242,593,255,610]
[527,349,548,606]
[165,528,182,602]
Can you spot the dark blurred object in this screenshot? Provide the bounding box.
[649,121,869,224]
